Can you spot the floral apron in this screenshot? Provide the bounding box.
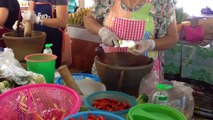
[93,0,163,95]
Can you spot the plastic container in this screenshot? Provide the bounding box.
[127,104,186,120]
[0,84,81,120]
[25,53,57,83]
[55,73,101,84]
[152,84,173,106]
[55,73,106,101]
[84,91,137,118]
[64,111,125,120]
[43,43,53,54]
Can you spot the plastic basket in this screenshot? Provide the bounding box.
[0,84,81,120]
[55,73,101,85]
[127,104,186,120]
[64,111,125,120]
[84,91,137,118]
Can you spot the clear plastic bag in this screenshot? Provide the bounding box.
[139,77,194,119]
[0,48,45,85]
[168,81,194,120]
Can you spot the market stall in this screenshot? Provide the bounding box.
[164,41,213,85]
[1,0,213,120]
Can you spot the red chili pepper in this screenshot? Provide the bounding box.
[69,113,106,120]
[92,98,131,111]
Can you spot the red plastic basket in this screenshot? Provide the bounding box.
[0,84,81,120]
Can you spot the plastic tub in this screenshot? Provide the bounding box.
[64,111,125,120]
[55,73,101,84]
[25,53,57,83]
[127,104,186,120]
[55,73,106,101]
[84,91,137,118]
[0,84,81,120]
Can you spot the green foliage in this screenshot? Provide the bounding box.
[175,7,189,24]
[79,105,90,112]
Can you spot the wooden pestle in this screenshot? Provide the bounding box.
[24,21,32,37]
[57,65,83,95]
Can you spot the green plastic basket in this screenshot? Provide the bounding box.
[127,104,186,120]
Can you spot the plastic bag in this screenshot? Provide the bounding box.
[168,81,194,120]
[139,71,159,100]
[0,48,45,85]
[139,78,194,119]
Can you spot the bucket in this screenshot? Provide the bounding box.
[24,53,57,83]
[127,104,186,120]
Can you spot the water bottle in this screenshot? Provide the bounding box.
[152,84,172,106]
[43,43,53,54]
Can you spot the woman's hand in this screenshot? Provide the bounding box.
[22,10,40,24]
[98,27,119,47]
[128,39,155,55]
[12,20,25,30]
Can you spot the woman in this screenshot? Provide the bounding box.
[24,0,68,68]
[84,0,178,96]
[0,0,21,47]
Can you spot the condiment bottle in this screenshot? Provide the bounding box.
[152,83,172,106]
[43,43,53,54]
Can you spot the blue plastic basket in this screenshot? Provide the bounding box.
[64,111,125,120]
[84,91,137,118]
[55,73,101,85]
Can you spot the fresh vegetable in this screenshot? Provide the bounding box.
[136,93,149,104]
[68,7,92,26]
[69,113,105,120]
[92,98,131,111]
[118,40,136,50]
[18,94,65,120]
[0,80,9,89]
[79,105,90,112]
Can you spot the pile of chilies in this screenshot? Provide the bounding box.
[69,98,131,120]
[92,98,131,111]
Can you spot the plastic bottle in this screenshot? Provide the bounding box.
[152,84,172,106]
[43,43,53,54]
